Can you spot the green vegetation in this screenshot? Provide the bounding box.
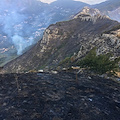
[77,48,120,74]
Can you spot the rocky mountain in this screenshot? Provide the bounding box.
[0,0,88,66]
[73,6,108,20]
[93,0,120,22]
[3,7,120,73]
[1,0,120,67]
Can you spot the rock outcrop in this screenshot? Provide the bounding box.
[74,6,109,22]
[3,7,120,73]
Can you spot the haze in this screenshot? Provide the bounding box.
[40,0,107,4]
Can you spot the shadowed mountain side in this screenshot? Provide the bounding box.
[3,9,120,73]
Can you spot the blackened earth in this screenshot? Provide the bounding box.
[0,72,119,120]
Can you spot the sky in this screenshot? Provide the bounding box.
[40,0,56,4]
[40,0,107,5]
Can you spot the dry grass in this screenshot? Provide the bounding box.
[28,70,37,73]
[115,72,120,77]
[117,32,120,38]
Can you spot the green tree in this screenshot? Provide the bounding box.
[77,48,120,74]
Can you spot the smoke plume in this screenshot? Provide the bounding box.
[0,0,52,55]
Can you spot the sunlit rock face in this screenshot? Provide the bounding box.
[74,6,101,17]
[73,7,110,23]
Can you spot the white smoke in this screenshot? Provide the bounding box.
[2,10,34,55]
[0,0,52,55]
[12,35,33,55]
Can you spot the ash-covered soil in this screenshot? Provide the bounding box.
[0,72,119,120]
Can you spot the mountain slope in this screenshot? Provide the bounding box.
[3,7,120,73]
[0,0,89,66]
[93,0,120,22]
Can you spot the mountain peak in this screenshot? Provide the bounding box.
[80,6,101,16]
[73,7,110,23]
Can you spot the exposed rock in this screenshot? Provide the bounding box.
[73,7,110,23]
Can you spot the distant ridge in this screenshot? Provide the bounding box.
[92,0,120,22]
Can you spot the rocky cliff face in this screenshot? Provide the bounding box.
[3,7,120,73]
[73,7,110,24]
[74,7,102,18]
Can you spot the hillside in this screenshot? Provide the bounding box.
[0,72,119,120]
[4,8,120,72]
[3,7,120,73]
[0,0,88,66]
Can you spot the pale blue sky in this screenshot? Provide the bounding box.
[40,0,107,4]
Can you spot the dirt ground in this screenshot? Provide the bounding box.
[0,72,119,120]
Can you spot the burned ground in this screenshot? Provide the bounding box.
[0,72,119,120]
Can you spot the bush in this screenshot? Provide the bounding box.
[77,48,120,74]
